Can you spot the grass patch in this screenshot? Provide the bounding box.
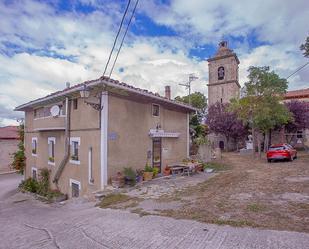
[203,161,229,172]
[213,218,256,227]
[131,208,151,217]
[246,203,267,212]
[97,193,131,208]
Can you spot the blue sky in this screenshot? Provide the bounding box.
[0,0,308,125]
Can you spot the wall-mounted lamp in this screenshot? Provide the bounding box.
[79,84,90,98]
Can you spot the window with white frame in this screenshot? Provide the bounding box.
[32,137,37,155]
[70,179,81,198]
[70,137,80,164]
[48,137,56,164]
[32,167,38,181]
[152,104,160,117]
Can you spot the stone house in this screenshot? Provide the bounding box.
[15,77,195,198]
[0,126,19,173]
[271,87,309,148]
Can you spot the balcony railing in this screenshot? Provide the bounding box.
[33,116,66,131]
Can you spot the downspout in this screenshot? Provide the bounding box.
[53,97,71,185]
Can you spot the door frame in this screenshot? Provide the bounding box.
[152,137,162,172]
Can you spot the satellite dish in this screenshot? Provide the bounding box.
[50,105,60,117]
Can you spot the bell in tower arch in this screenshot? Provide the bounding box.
[218,66,225,80]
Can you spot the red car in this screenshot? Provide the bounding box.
[266,144,297,163]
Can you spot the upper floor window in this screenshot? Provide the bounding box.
[70,137,80,164]
[73,99,78,110]
[218,66,225,80]
[48,137,56,164]
[152,104,160,117]
[32,137,37,155]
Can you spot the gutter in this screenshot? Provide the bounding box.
[15,78,197,112]
[53,97,71,184]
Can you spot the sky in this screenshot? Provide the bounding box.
[0,0,308,126]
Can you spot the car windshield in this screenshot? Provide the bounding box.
[269,146,285,151]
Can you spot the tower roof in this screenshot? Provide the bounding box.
[207,41,240,64]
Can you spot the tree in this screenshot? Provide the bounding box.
[175,92,208,154]
[11,124,26,174]
[175,92,207,121]
[285,100,309,142]
[206,102,247,150]
[300,36,309,58]
[231,66,291,155]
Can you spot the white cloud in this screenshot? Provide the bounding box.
[0,0,308,125]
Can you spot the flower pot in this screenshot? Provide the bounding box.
[163,169,171,176]
[143,172,153,181]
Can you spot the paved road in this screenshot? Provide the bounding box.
[0,190,309,249]
[0,173,23,200]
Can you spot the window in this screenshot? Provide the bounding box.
[32,167,38,181]
[218,66,225,80]
[73,99,78,110]
[48,137,56,165]
[32,138,37,156]
[70,137,80,164]
[297,131,303,138]
[152,104,160,117]
[70,179,81,198]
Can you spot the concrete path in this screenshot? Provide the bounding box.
[0,193,309,249]
[0,173,23,200]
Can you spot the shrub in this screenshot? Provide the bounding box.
[153,167,159,177]
[19,178,39,193]
[11,124,26,174]
[37,168,50,196]
[123,167,136,185]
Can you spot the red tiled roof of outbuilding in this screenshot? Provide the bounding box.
[284,88,309,100]
[0,126,19,139]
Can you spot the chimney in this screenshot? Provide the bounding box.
[165,85,171,100]
[66,82,70,88]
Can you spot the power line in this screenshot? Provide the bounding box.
[102,0,131,77]
[286,61,309,79]
[109,0,139,78]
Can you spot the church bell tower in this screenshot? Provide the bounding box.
[207,41,240,106]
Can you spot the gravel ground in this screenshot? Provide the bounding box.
[1,164,309,249]
[0,191,309,249]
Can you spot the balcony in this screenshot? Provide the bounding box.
[33,116,66,131]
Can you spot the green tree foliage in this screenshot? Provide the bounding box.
[11,124,26,174]
[231,66,291,155]
[300,36,309,58]
[175,92,207,120]
[175,92,208,154]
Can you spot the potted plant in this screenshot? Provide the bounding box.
[163,166,171,176]
[71,155,78,161]
[152,167,159,178]
[111,172,125,188]
[48,156,54,162]
[143,163,153,181]
[123,167,136,186]
[136,169,144,183]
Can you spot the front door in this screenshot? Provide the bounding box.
[152,138,162,173]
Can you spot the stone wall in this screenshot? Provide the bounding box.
[0,139,18,172]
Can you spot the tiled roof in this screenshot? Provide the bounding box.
[15,76,196,112]
[284,88,309,99]
[0,126,19,139]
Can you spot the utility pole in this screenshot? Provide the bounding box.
[179,73,199,105]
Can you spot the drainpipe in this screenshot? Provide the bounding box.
[53,97,71,184]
